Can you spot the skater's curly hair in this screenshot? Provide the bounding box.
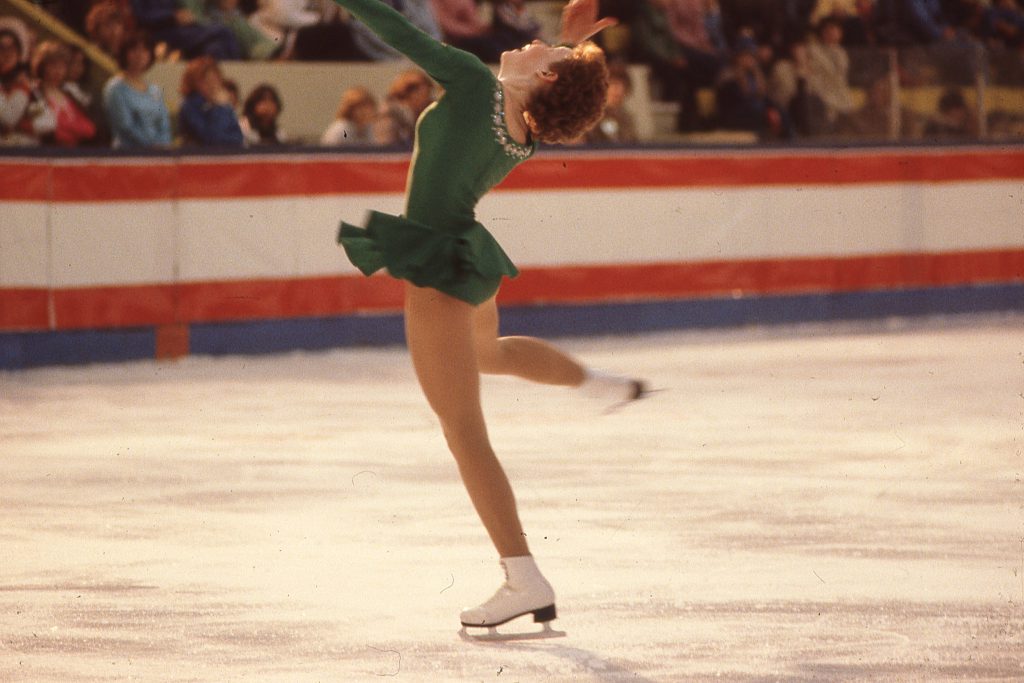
[525,42,609,144]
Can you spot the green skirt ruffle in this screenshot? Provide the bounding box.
[338,210,519,306]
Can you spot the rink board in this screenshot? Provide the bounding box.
[0,146,1022,367]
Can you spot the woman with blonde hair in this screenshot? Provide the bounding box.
[331,0,645,638]
[375,68,434,146]
[321,86,378,145]
[31,40,97,147]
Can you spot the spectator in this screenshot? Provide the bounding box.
[667,0,727,128]
[66,43,110,146]
[810,0,875,44]
[923,87,977,138]
[0,15,32,53]
[288,3,364,60]
[585,62,638,143]
[811,0,856,27]
[940,0,983,36]
[770,35,829,135]
[430,0,504,62]
[63,44,93,111]
[86,1,130,59]
[103,32,172,147]
[806,17,855,131]
[491,0,544,50]
[249,0,323,57]
[715,33,789,137]
[875,0,956,44]
[632,0,723,131]
[984,0,1024,48]
[375,68,435,146]
[321,85,378,145]
[27,40,96,147]
[240,82,287,144]
[196,0,280,59]
[130,0,242,60]
[177,55,244,145]
[781,0,819,44]
[704,0,731,55]
[348,0,442,60]
[719,0,811,49]
[31,41,98,147]
[1,25,54,146]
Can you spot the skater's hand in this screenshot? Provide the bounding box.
[559,0,617,46]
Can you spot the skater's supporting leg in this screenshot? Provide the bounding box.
[404,284,530,558]
[473,296,586,386]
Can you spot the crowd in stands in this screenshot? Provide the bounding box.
[2,0,1022,148]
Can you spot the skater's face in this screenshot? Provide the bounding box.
[499,40,572,85]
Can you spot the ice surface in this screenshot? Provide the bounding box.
[1,315,1022,681]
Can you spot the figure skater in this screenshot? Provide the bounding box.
[332,0,644,637]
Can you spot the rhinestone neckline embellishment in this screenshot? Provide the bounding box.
[492,84,533,161]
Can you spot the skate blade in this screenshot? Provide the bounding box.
[602,384,665,415]
[459,623,566,643]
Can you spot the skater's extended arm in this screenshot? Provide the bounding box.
[330,0,464,83]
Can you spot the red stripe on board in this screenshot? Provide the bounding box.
[5,248,1020,332]
[51,163,178,202]
[53,284,177,330]
[176,159,408,198]
[0,288,49,329]
[499,250,1024,304]
[2,148,1021,202]
[502,149,1024,191]
[45,276,404,330]
[175,275,403,323]
[0,162,49,201]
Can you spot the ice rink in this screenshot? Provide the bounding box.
[2,314,1022,682]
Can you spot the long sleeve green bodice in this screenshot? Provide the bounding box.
[335,0,532,304]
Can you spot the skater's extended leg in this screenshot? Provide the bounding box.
[473,296,586,386]
[473,296,648,407]
[404,284,529,558]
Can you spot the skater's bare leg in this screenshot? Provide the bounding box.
[473,296,586,386]
[404,284,529,558]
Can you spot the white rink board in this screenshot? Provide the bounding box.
[14,180,1023,287]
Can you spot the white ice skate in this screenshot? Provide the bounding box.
[578,369,651,413]
[458,556,565,641]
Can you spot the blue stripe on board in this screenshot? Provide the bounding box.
[188,314,406,356]
[500,283,1024,338]
[0,327,155,370]
[2,283,1021,369]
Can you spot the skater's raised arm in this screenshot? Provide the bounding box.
[330,0,462,83]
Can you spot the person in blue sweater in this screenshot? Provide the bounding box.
[103,33,172,148]
[177,55,243,146]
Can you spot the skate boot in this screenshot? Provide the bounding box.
[459,556,564,641]
[578,369,649,413]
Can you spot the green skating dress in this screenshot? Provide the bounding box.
[333,0,534,305]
